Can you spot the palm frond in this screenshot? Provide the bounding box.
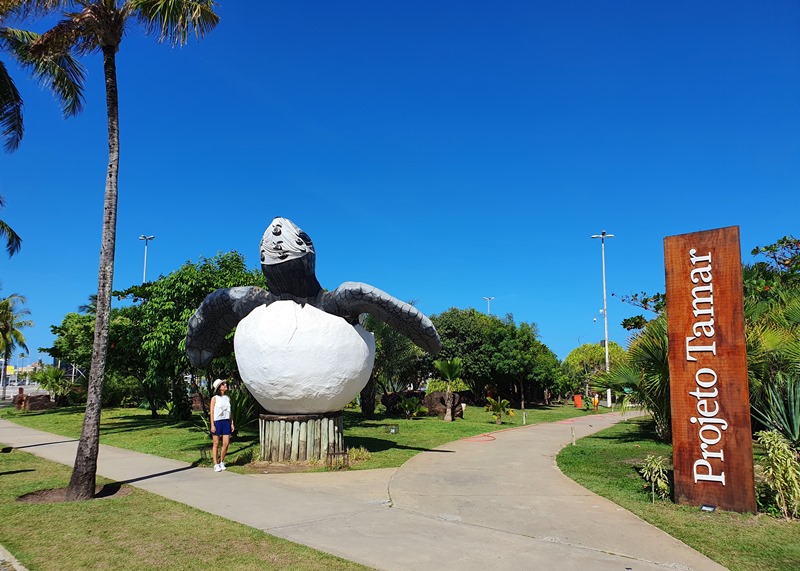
[3,26,85,116]
[0,59,23,152]
[0,217,21,256]
[131,0,219,46]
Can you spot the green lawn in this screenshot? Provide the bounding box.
[557,417,800,571]
[0,401,598,470]
[0,449,370,571]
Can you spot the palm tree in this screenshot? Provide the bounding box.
[0,195,21,256]
[433,357,463,422]
[0,292,31,400]
[1,7,85,153]
[25,0,220,500]
[2,6,85,258]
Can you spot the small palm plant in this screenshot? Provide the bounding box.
[640,454,671,503]
[433,357,463,422]
[484,396,515,425]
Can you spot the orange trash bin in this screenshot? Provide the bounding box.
[573,394,583,408]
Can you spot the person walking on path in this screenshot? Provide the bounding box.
[210,379,234,472]
[592,393,600,413]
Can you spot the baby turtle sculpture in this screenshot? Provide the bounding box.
[186,217,441,413]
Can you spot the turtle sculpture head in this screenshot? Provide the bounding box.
[259,217,322,299]
[186,217,441,414]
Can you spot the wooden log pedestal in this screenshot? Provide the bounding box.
[258,412,344,463]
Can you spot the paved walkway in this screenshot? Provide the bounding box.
[0,412,727,571]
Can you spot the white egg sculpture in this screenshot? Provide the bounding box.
[234,301,375,414]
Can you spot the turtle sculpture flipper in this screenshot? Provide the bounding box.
[322,281,442,355]
[186,286,275,368]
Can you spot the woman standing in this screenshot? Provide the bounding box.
[210,379,235,472]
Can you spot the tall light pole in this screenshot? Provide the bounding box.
[139,235,155,283]
[591,230,614,372]
[482,296,494,315]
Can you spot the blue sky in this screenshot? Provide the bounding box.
[1,1,799,366]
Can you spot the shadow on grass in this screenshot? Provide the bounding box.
[588,417,665,444]
[344,435,454,454]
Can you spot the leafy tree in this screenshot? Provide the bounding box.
[43,299,159,412]
[562,341,627,397]
[363,310,425,394]
[20,0,221,500]
[118,251,266,419]
[44,311,94,369]
[612,291,666,331]
[0,292,30,399]
[493,320,557,408]
[752,235,800,278]
[430,308,501,396]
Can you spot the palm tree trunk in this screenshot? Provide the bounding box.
[1,349,8,400]
[67,45,120,500]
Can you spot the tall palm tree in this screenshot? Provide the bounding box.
[25,0,219,500]
[0,292,31,400]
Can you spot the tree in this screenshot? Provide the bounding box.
[1,6,84,153]
[491,319,564,408]
[363,310,425,392]
[0,292,31,399]
[562,341,627,397]
[598,315,671,441]
[433,357,463,422]
[430,308,499,396]
[24,0,219,500]
[118,251,266,419]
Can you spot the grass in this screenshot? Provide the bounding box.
[0,449,370,571]
[557,416,800,571]
[0,401,599,471]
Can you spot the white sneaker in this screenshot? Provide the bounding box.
[219,462,227,471]
[213,463,222,472]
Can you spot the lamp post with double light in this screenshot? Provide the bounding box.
[482,296,494,316]
[139,235,155,283]
[591,230,614,373]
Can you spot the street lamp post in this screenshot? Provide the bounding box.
[482,296,494,316]
[591,230,614,373]
[139,235,155,283]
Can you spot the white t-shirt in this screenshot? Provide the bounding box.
[213,395,231,421]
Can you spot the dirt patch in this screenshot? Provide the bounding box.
[245,461,320,474]
[17,484,133,504]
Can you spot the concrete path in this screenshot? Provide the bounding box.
[0,412,727,571]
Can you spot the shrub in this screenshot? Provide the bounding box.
[347,446,372,463]
[484,396,515,425]
[426,378,469,394]
[756,430,800,519]
[752,373,800,449]
[397,394,426,419]
[639,454,671,502]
